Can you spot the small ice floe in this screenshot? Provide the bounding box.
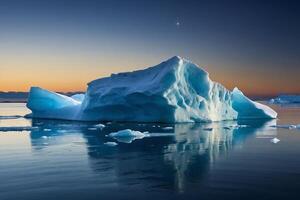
[94,123,105,129]
[0,126,39,132]
[104,142,118,147]
[270,125,297,129]
[203,128,213,131]
[88,127,98,131]
[232,125,249,129]
[162,127,173,130]
[41,136,49,139]
[0,115,22,120]
[57,130,67,133]
[43,128,52,131]
[270,137,280,144]
[108,129,149,143]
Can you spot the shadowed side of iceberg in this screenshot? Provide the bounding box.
[232,87,277,119]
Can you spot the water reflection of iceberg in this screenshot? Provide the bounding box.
[164,120,277,192]
[28,119,276,193]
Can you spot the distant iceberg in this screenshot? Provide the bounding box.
[26,56,277,122]
[269,95,300,104]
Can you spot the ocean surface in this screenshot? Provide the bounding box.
[0,103,300,200]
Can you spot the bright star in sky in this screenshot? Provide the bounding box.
[176,21,180,27]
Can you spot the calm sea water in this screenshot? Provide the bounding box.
[0,103,300,200]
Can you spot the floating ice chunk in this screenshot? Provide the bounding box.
[162,127,173,130]
[43,128,52,131]
[108,129,149,143]
[94,123,105,129]
[230,124,249,129]
[104,142,118,146]
[270,125,297,129]
[270,137,280,144]
[0,126,39,132]
[269,95,300,104]
[88,127,98,131]
[41,136,49,139]
[232,87,277,119]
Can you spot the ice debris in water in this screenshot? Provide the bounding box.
[108,129,149,143]
[0,126,39,132]
[43,128,52,131]
[94,123,105,129]
[270,137,280,144]
[270,125,298,129]
[269,95,300,104]
[41,136,49,139]
[104,142,118,146]
[26,56,277,122]
[162,127,173,130]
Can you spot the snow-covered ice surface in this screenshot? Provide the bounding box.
[26,56,277,122]
[269,95,300,104]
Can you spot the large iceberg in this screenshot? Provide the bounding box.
[26,56,277,122]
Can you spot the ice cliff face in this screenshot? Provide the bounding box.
[26,56,277,122]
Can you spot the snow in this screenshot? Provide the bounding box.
[231,87,277,119]
[269,95,300,104]
[26,56,277,122]
[108,129,149,143]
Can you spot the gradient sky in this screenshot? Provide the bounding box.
[0,0,299,95]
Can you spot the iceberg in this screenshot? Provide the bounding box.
[231,88,277,119]
[26,56,277,122]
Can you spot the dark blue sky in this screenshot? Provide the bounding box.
[0,0,299,95]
